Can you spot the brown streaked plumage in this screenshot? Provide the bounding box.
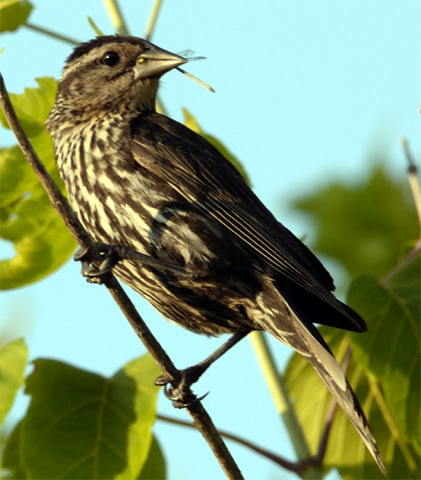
[46,35,386,475]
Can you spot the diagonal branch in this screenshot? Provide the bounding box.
[0,72,244,480]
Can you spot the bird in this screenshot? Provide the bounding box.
[46,34,386,475]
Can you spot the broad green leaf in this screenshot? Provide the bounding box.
[0,0,32,33]
[183,108,251,187]
[291,166,418,278]
[347,256,420,450]
[0,78,57,138]
[0,130,55,207]
[138,435,166,479]
[21,354,161,479]
[284,327,420,479]
[0,338,28,426]
[0,180,76,290]
[1,420,27,479]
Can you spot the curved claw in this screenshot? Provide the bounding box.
[155,371,209,409]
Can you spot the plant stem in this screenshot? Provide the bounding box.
[250,332,321,479]
[145,0,164,41]
[400,136,421,223]
[24,23,79,45]
[103,0,128,34]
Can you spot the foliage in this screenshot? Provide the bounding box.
[0,0,33,33]
[284,256,420,479]
[1,354,163,479]
[0,78,77,289]
[292,166,418,278]
[0,1,419,479]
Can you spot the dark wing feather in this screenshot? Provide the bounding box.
[130,112,366,332]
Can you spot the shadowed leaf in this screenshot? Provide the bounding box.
[291,166,418,278]
[284,324,420,479]
[16,354,161,479]
[348,256,420,451]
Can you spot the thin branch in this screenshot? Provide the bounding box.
[24,23,79,45]
[381,238,421,284]
[0,72,243,480]
[152,342,349,476]
[145,0,164,41]
[400,137,421,223]
[103,0,129,35]
[249,332,312,460]
[157,413,309,474]
[379,138,421,284]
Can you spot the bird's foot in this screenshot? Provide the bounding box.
[74,243,119,285]
[155,365,209,409]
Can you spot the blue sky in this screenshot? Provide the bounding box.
[1,1,420,479]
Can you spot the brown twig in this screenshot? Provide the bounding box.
[157,413,307,474]
[400,137,421,223]
[157,346,354,475]
[0,72,244,480]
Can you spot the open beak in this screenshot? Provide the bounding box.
[133,43,187,79]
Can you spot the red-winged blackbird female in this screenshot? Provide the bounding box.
[46,35,385,474]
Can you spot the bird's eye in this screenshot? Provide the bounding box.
[101,51,120,67]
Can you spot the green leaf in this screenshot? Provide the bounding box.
[291,166,418,278]
[138,435,166,479]
[183,108,251,187]
[0,131,55,207]
[0,338,28,427]
[0,180,76,290]
[21,354,161,479]
[284,326,420,478]
[347,256,420,450]
[0,0,33,33]
[0,77,75,289]
[0,78,57,138]
[1,420,27,479]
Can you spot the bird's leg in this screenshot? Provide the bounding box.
[156,331,250,408]
[74,242,192,284]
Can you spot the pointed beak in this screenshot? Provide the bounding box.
[133,43,187,80]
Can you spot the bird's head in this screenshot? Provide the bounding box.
[48,35,186,123]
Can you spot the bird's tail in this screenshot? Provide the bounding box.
[312,363,387,476]
[255,279,387,475]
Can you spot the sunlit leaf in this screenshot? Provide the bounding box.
[0,78,75,289]
[0,180,76,289]
[0,77,57,138]
[0,338,27,426]
[0,0,33,33]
